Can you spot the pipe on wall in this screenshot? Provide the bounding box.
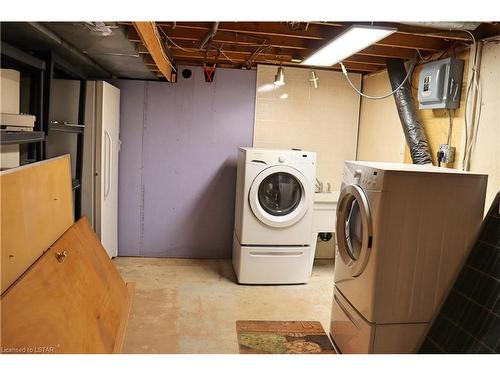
[386,58,433,165]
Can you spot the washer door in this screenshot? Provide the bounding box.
[336,184,373,277]
[249,165,310,228]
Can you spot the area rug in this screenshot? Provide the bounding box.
[236,320,336,354]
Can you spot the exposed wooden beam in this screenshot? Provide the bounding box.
[159,22,452,51]
[158,22,328,40]
[131,22,174,81]
[123,21,471,75]
[158,25,449,55]
[358,45,418,60]
[168,47,387,68]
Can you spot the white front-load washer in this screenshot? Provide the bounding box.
[232,147,316,284]
[330,161,487,353]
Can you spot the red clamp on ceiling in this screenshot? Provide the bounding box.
[204,65,216,82]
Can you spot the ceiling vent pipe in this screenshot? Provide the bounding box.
[200,22,219,50]
[399,22,480,31]
[386,58,433,165]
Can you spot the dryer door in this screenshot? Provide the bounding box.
[336,184,373,277]
[249,165,310,228]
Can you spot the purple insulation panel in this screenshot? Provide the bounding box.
[113,67,256,258]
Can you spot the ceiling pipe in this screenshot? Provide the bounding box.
[199,22,219,50]
[27,22,110,77]
[399,22,481,31]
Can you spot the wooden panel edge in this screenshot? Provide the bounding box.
[113,282,136,354]
[132,22,173,82]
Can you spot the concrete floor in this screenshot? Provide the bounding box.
[113,258,335,354]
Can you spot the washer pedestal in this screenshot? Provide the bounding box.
[232,234,313,284]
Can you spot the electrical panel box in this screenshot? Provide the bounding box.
[417,57,464,109]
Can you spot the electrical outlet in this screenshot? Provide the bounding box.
[438,144,455,164]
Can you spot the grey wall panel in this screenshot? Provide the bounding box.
[116,67,256,258]
[111,79,145,256]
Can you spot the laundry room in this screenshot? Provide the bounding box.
[1,2,500,374]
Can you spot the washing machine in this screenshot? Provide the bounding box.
[232,147,316,284]
[330,161,487,353]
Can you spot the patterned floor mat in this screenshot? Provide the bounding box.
[236,320,336,354]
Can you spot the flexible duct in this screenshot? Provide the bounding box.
[386,58,433,165]
[200,22,219,50]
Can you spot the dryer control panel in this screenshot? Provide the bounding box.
[343,163,384,191]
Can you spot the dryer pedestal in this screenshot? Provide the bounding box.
[232,233,313,284]
[330,287,428,353]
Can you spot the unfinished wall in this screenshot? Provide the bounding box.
[403,49,470,168]
[358,50,470,167]
[469,42,500,211]
[253,64,361,193]
[357,70,406,162]
[357,45,498,212]
[114,67,256,258]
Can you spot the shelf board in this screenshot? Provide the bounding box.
[49,123,85,134]
[0,131,45,145]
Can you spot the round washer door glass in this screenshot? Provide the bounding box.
[258,172,302,216]
[345,199,363,260]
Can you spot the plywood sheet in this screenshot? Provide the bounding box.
[1,155,74,294]
[0,217,133,353]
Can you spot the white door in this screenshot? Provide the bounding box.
[96,82,120,258]
[335,184,373,277]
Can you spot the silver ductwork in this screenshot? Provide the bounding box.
[386,58,433,165]
[400,22,481,31]
[200,22,219,50]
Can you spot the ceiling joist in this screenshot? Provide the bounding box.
[122,21,500,75]
[132,21,174,82]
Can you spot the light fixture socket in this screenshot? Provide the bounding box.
[310,70,319,89]
[274,66,285,86]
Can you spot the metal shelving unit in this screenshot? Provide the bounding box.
[49,122,85,134]
[2,45,87,220]
[1,42,46,161]
[0,131,45,145]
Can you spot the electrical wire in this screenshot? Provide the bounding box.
[461,30,482,171]
[151,22,177,73]
[160,27,199,52]
[446,109,454,145]
[160,27,243,65]
[340,61,416,100]
[221,49,238,64]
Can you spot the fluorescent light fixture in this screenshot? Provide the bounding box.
[301,25,396,67]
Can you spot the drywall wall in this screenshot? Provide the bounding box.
[469,42,500,211]
[253,64,361,193]
[357,70,406,162]
[113,66,256,258]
